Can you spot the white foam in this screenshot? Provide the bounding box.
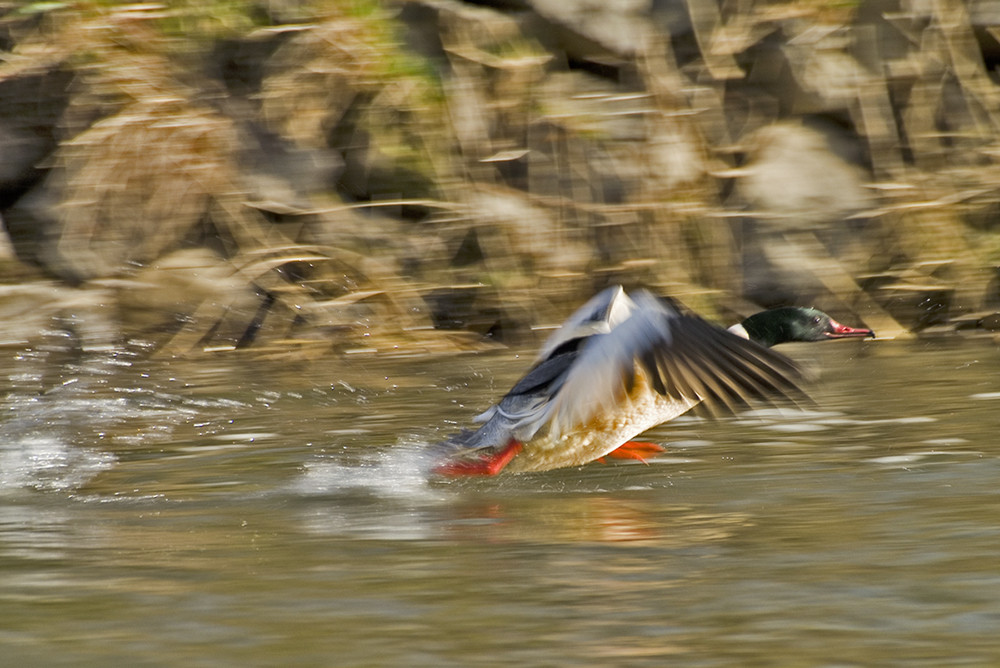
[0,436,115,493]
[295,437,445,502]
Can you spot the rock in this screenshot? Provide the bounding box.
[0,65,74,206]
[258,21,370,149]
[115,248,261,344]
[234,117,344,211]
[257,20,439,211]
[0,124,54,204]
[399,0,528,66]
[210,28,297,98]
[7,94,240,282]
[3,182,73,279]
[528,0,653,59]
[647,123,707,190]
[465,189,592,275]
[734,122,871,227]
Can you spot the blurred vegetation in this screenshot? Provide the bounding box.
[2,0,1000,359]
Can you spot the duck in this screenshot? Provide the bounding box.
[431,285,874,476]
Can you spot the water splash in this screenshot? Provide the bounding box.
[0,435,115,493]
[292,436,461,540]
[0,343,241,494]
[296,436,446,502]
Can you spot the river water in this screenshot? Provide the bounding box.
[1,335,999,666]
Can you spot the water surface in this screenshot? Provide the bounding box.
[2,338,999,666]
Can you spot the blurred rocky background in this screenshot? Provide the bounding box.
[2,0,1000,358]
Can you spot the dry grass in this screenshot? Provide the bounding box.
[2,1,1000,355]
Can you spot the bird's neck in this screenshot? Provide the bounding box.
[737,312,788,348]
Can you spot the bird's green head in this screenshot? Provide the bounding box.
[739,307,875,348]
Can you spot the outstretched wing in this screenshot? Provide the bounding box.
[539,290,806,439]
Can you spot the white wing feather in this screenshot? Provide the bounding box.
[534,285,634,362]
[538,290,680,439]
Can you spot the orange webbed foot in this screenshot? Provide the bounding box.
[433,440,523,476]
[597,441,665,465]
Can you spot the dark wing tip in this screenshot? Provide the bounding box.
[636,306,809,416]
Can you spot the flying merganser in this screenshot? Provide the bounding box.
[432,286,874,475]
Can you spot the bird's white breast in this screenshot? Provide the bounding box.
[505,374,700,473]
